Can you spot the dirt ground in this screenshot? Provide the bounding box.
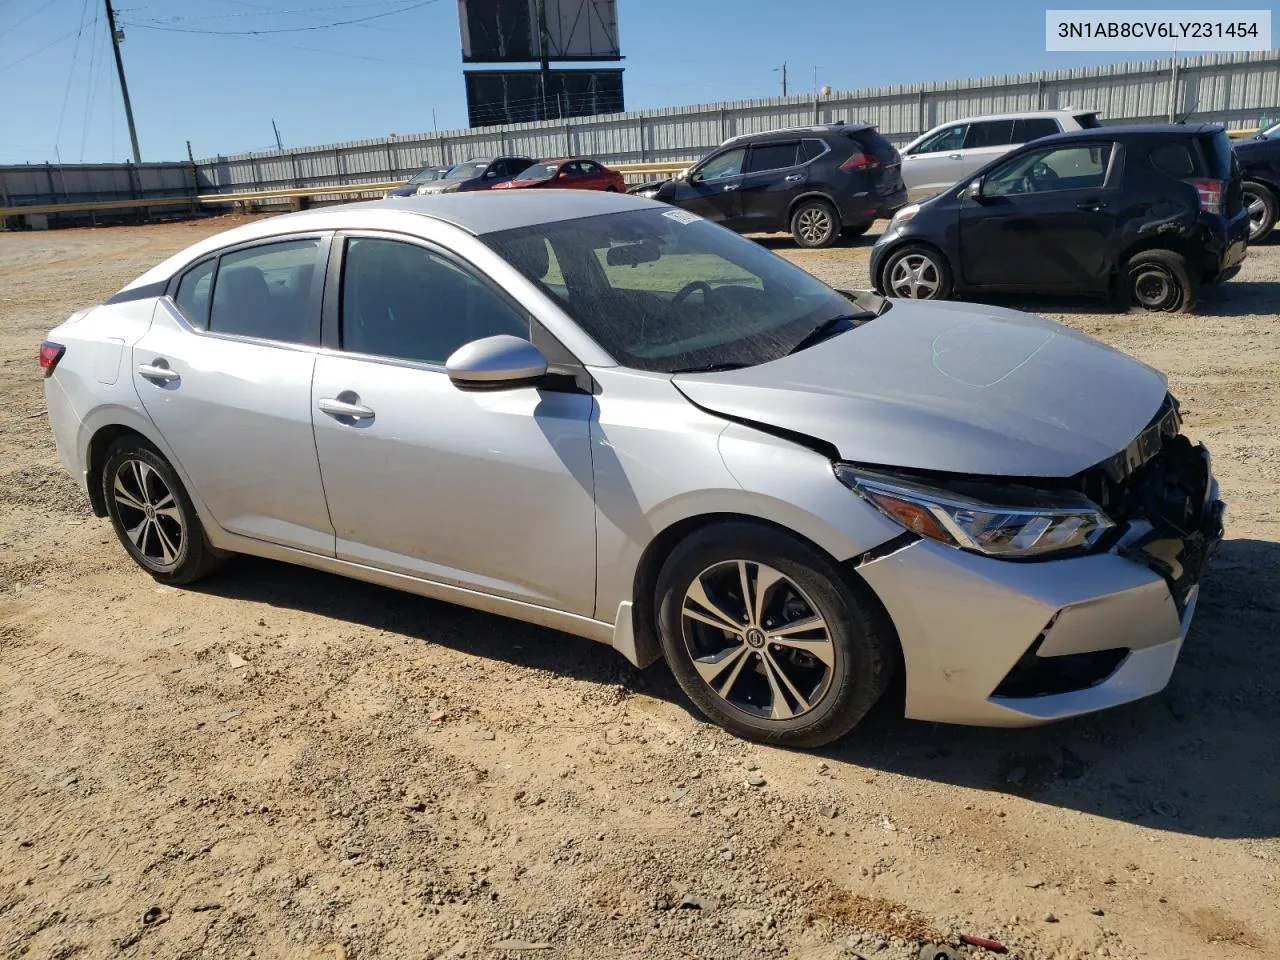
[1,216,1277,960]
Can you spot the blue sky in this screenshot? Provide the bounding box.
[0,0,1258,163]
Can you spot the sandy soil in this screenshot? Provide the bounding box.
[1,217,1277,960]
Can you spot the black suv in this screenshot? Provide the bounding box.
[870,124,1249,312]
[630,123,906,247]
[1233,121,1280,242]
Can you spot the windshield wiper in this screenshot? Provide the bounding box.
[786,315,861,356]
[668,362,750,374]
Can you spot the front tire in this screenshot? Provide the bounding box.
[102,436,225,585]
[790,199,839,248]
[1243,181,1278,243]
[881,244,953,300]
[655,522,896,747]
[1126,249,1196,313]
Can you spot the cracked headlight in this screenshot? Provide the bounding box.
[835,466,1114,558]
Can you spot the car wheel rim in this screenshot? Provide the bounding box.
[1129,263,1181,310]
[112,459,185,568]
[798,207,833,244]
[888,254,941,298]
[680,560,835,722]
[1244,189,1268,239]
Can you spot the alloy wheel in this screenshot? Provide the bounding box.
[112,458,186,568]
[1244,188,1269,241]
[796,206,834,245]
[680,560,835,721]
[888,253,941,298]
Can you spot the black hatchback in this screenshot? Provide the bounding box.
[870,124,1249,312]
[630,122,906,248]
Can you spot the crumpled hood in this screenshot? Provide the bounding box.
[673,300,1169,478]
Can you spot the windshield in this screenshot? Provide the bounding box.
[408,168,443,185]
[517,163,558,181]
[445,161,487,180]
[484,208,877,372]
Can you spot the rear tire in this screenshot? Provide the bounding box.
[790,199,839,248]
[102,436,226,585]
[1243,180,1278,243]
[655,522,896,747]
[1126,249,1196,313]
[880,244,953,300]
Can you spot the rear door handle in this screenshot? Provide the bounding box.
[137,362,180,383]
[318,397,375,421]
[1076,200,1108,211]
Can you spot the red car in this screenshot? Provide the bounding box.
[491,157,626,192]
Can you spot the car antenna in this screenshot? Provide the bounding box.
[1175,91,1201,125]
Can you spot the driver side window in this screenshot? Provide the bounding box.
[696,148,746,181]
[983,144,1113,197]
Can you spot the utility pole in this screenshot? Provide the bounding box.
[272,119,284,151]
[777,62,787,97]
[536,0,551,120]
[104,0,141,164]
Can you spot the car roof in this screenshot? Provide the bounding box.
[720,122,873,147]
[1031,122,1223,145]
[935,108,1096,125]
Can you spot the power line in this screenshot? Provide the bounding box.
[132,1,426,23]
[0,24,83,74]
[53,0,94,151]
[0,0,64,38]
[120,0,440,35]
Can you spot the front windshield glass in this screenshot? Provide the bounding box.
[446,161,487,179]
[517,163,558,181]
[408,168,443,185]
[485,208,876,372]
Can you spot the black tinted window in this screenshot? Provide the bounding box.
[965,120,1014,148]
[1012,118,1061,143]
[800,139,827,162]
[340,238,529,365]
[1150,142,1198,178]
[984,144,1112,196]
[210,239,319,343]
[1198,131,1234,179]
[175,258,215,329]
[1074,113,1103,129]
[746,142,800,172]
[579,160,602,174]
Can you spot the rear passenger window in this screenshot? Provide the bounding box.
[800,139,828,162]
[340,238,529,366]
[1150,143,1198,178]
[175,258,215,328]
[210,239,321,343]
[964,120,1014,148]
[746,142,800,172]
[1012,118,1061,143]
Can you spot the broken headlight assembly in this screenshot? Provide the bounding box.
[834,466,1114,559]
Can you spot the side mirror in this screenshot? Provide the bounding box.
[964,178,983,199]
[446,335,548,391]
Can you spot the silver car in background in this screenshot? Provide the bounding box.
[901,109,1102,200]
[41,192,1223,746]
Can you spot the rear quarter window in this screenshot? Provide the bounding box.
[1012,118,1061,143]
[1149,142,1200,178]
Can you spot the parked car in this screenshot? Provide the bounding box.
[901,109,1103,201]
[42,191,1223,746]
[491,157,626,193]
[628,122,905,248]
[871,123,1249,312]
[1233,120,1280,242]
[385,165,450,198]
[415,156,535,194]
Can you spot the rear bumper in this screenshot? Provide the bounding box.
[1199,208,1250,277]
[858,470,1223,727]
[836,182,907,226]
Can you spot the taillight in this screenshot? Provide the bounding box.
[840,151,880,171]
[1186,178,1223,214]
[39,341,65,378]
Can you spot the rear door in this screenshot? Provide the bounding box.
[958,141,1120,289]
[667,147,746,224]
[735,140,804,231]
[132,235,334,554]
[572,159,611,190]
[901,122,968,200]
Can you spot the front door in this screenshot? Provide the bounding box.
[669,147,745,224]
[132,235,334,554]
[310,233,597,615]
[959,141,1119,289]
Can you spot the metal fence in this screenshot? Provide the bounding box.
[4,50,1279,225]
[193,50,1280,195]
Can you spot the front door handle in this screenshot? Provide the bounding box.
[784,174,803,182]
[137,362,180,383]
[1076,200,1108,211]
[722,183,739,192]
[947,153,963,160]
[318,396,375,421]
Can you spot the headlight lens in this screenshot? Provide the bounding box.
[635,188,659,198]
[889,203,920,228]
[835,466,1114,558]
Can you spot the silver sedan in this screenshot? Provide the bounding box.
[41,191,1224,746]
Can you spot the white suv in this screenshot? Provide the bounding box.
[900,109,1102,200]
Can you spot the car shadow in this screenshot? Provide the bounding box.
[192,536,1278,841]
[959,279,1280,319]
